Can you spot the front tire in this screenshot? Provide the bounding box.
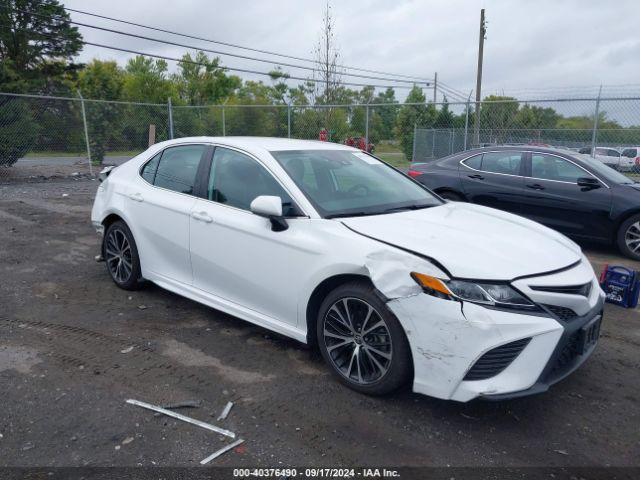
[617,214,640,260]
[316,280,412,395]
[103,220,143,290]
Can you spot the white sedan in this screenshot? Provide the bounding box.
[91,137,604,402]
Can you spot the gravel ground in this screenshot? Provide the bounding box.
[0,174,638,468]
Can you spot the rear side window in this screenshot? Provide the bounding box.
[463,154,482,170]
[140,152,161,183]
[153,145,206,195]
[606,149,620,157]
[531,154,586,182]
[480,152,522,175]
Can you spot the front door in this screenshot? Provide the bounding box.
[519,152,612,241]
[460,151,526,214]
[189,146,310,326]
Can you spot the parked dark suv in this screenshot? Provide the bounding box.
[407,146,640,259]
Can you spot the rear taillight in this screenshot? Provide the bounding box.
[407,169,422,178]
[635,157,640,165]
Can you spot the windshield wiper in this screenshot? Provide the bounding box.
[325,211,378,219]
[382,204,433,214]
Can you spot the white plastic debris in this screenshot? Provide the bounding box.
[120,346,134,354]
[200,439,244,465]
[125,399,235,438]
[217,401,233,421]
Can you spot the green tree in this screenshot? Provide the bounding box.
[478,95,519,143]
[174,51,240,105]
[374,88,398,140]
[433,96,454,128]
[77,60,124,164]
[395,86,435,160]
[0,0,82,94]
[122,56,178,103]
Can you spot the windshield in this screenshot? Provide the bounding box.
[578,155,635,184]
[271,149,442,218]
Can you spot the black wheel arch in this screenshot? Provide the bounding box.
[305,274,383,349]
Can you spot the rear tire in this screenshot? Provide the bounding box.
[617,214,640,260]
[103,220,143,290]
[316,280,412,395]
[438,191,464,202]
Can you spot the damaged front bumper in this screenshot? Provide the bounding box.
[387,292,603,402]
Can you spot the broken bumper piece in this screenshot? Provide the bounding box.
[386,293,601,402]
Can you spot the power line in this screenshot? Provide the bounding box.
[59,5,435,83]
[6,5,432,87]
[0,23,428,90]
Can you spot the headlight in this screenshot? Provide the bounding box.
[411,273,538,310]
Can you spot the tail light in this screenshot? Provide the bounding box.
[635,157,640,165]
[407,169,422,178]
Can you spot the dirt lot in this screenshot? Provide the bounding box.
[0,173,638,468]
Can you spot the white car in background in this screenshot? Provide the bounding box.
[621,147,640,172]
[578,146,631,171]
[91,137,604,402]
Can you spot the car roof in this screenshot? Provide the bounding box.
[453,145,584,157]
[150,136,356,156]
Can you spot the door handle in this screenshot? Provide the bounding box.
[468,174,484,180]
[128,192,144,202]
[191,211,213,223]
[526,183,545,190]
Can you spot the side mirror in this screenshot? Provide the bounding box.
[577,177,600,189]
[250,195,288,232]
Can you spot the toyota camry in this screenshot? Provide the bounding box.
[91,137,604,401]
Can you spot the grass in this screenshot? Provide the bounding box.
[374,142,410,169]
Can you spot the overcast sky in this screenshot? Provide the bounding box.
[64,0,640,103]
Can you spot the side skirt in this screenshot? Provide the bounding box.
[144,270,308,344]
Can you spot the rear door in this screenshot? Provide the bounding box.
[459,150,526,214]
[126,144,210,285]
[519,152,612,241]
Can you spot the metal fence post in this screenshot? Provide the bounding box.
[365,103,370,146]
[412,123,417,162]
[167,97,174,139]
[77,90,93,176]
[222,105,226,136]
[449,129,454,155]
[287,103,292,139]
[590,85,602,157]
[463,93,471,150]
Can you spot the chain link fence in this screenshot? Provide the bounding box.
[412,97,640,173]
[2,91,640,179]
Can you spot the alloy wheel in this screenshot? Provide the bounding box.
[625,221,640,254]
[322,297,392,385]
[105,228,133,284]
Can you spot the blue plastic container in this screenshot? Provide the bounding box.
[599,265,640,308]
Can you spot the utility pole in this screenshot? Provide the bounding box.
[433,72,438,103]
[473,8,487,146]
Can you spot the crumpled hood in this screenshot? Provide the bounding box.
[342,202,582,280]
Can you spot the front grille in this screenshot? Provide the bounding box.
[464,338,531,381]
[543,304,578,321]
[531,282,592,297]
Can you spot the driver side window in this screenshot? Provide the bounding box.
[531,154,587,183]
[208,147,299,216]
